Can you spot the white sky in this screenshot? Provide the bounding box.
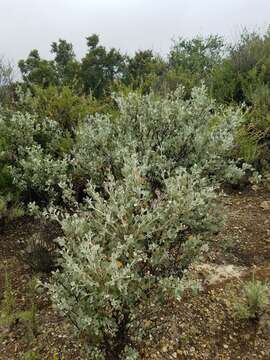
[0,0,269,67]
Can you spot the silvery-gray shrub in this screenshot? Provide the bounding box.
[48,157,221,359]
[0,111,70,203]
[74,85,246,188]
[45,86,249,358]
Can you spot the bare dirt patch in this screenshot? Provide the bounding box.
[207,188,270,267]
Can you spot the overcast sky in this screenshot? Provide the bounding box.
[1,0,269,68]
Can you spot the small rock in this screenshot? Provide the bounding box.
[162,345,168,353]
[260,201,270,210]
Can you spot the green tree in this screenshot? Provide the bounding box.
[18,49,58,88]
[51,39,81,88]
[124,50,166,93]
[167,35,224,95]
[210,28,270,104]
[80,34,125,98]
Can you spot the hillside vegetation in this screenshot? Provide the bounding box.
[1,28,270,359]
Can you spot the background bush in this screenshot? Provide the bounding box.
[74,85,248,193]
